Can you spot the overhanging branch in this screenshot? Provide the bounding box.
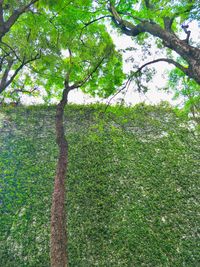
[108,3,145,36]
[135,58,188,75]
[83,15,111,28]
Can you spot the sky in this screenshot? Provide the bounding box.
[21,20,199,106]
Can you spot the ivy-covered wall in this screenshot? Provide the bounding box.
[0,103,199,266]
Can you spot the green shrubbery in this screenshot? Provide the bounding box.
[0,103,199,266]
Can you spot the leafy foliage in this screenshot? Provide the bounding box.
[0,103,199,266]
[0,0,124,103]
[168,68,200,122]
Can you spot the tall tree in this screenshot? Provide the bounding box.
[24,2,124,265]
[0,1,124,265]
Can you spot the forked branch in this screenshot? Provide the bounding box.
[0,50,41,93]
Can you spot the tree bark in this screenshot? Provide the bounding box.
[109,3,200,85]
[50,87,69,267]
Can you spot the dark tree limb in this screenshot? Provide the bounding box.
[163,17,175,33]
[135,58,188,75]
[109,3,145,36]
[0,0,39,40]
[181,24,191,44]
[0,0,4,25]
[79,15,111,46]
[10,86,38,96]
[0,60,13,92]
[108,2,200,84]
[64,49,73,87]
[5,0,38,28]
[83,15,111,28]
[0,50,10,71]
[144,0,154,9]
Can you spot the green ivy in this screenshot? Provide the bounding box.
[0,103,199,266]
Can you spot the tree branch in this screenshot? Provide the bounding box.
[83,15,111,28]
[105,77,132,110]
[0,60,13,92]
[64,48,73,88]
[181,24,191,44]
[0,51,41,93]
[163,17,175,32]
[135,58,188,75]
[163,3,194,34]
[1,41,21,61]
[1,0,38,39]
[0,50,10,71]
[108,3,145,36]
[144,0,154,10]
[79,15,111,45]
[71,55,107,90]
[10,86,38,96]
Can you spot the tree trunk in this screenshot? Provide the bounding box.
[50,88,69,267]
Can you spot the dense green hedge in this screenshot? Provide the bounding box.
[0,103,199,266]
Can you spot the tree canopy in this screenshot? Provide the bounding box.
[0,0,125,103]
[0,0,199,112]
